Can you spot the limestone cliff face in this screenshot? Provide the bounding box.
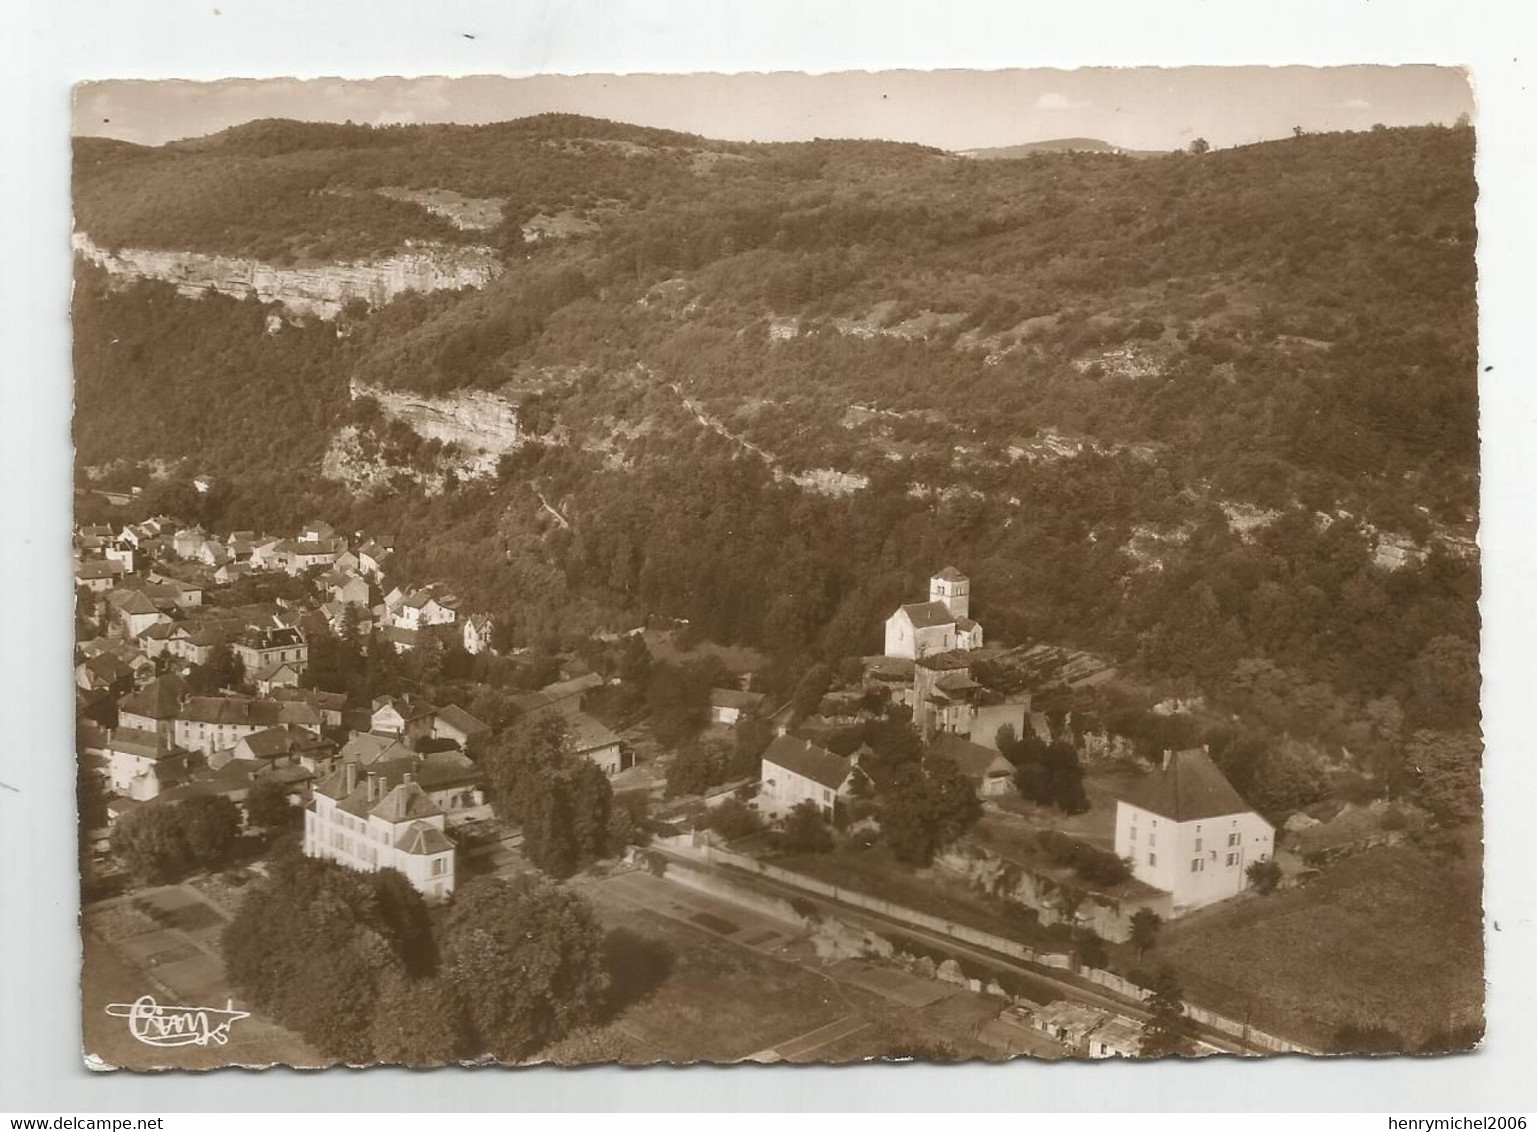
[73,232,502,319]
[352,379,521,464]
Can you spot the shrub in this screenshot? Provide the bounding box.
[1245,858,1282,894]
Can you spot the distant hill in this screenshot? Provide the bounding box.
[956,137,1166,159]
[72,117,1480,713]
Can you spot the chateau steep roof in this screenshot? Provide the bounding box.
[1122,748,1252,823]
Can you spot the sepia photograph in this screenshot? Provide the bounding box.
[61,63,1490,1074]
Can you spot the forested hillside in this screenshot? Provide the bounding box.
[73,115,1480,758]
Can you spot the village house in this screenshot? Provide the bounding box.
[759,734,854,819]
[883,566,984,660]
[303,763,457,902]
[172,525,212,560]
[277,536,347,576]
[322,569,371,607]
[117,675,189,739]
[462,612,495,656]
[172,695,323,755]
[104,541,135,573]
[76,558,126,593]
[214,562,253,586]
[338,749,491,827]
[232,623,307,676]
[356,538,394,581]
[387,585,461,631]
[1114,747,1276,914]
[162,622,226,667]
[213,724,338,777]
[510,674,625,774]
[340,731,415,767]
[105,587,171,639]
[709,687,766,727]
[563,711,626,775]
[107,727,189,800]
[913,650,984,738]
[76,651,135,695]
[253,660,303,695]
[268,685,347,728]
[370,695,439,743]
[928,733,1016,798]
[431,703,492,750]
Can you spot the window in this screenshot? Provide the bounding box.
[1226,852,1238,867]
[1228,832,1241,847]
[1190,858,1205,873]
[1194,837,1203,852]
[1149,833,1157,847]
[1148,853,1157,866]
[432,858,446,877]
[1129,827,1137,841]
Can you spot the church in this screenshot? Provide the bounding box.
[883,566,984,660]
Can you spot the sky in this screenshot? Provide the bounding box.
[74,66,1473,153]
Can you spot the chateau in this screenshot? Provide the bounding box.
[1113,747,1275,914]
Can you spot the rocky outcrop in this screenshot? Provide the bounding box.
[73,232,502,319]
[352,380,520,464]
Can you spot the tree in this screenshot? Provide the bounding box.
[1188,137,1210,155]
[372,867,437,978]
[441,875,610,1063]
[1129,908,1162,959]
[111,805,191,884]
[1137,967,1191,1058]
[191,643,244,693]
[483,713,614,877]
[369,974,471,1065]
[112,794,241,882]
[1245,859,1282,894]
[1075,928,1109,970]
[222,853,429,1062]
[244,779,296,831]
[777,799,833,854]
[1406,729,1482,823]
[790,663,833,719]
[705,795,764,841]
[877,755,981,865]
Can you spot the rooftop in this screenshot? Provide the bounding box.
[762,734,851,792]
[1121,747,1253,823]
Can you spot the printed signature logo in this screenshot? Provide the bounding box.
[104,995,250,1047]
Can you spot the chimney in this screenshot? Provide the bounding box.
[403,771,414,785]
[344,762,357,794]
[1162,749,1174,771]
[366,771,377,801]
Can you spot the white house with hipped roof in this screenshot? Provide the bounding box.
[1113,747,1275,913]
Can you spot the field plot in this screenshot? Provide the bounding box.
[81,884,321,1070]
[1156,841,1483,1049]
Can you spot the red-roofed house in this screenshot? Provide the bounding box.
[1113,747,1275,913]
